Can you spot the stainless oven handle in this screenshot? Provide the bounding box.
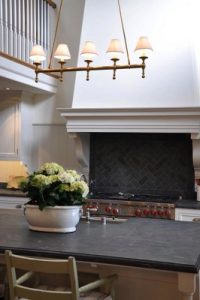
[192,218,200,222]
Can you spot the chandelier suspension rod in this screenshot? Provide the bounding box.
[117,0,131,66]
[48,0,64,68]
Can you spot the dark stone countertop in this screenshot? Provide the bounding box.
[0,210,200,273]
[175,199,200,209]
[0,188,27,197]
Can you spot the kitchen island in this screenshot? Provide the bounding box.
[0,209,200,300]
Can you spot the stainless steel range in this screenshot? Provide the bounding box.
[83,193,179,220]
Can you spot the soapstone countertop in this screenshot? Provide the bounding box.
[175,199,200,209]
[0,188,26,197]
[0,209,200,273]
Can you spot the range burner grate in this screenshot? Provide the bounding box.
[90,192,181,203]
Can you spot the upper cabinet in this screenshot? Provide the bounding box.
[0,91,33,166]
[0,94,20,160]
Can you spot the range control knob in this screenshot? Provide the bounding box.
[165,210,171,218]
[151,209,157,216]
[143,208,150,216]
[112,208,119,215]
[135,208,142,217]
[105,206,112,214]
[158,209,164,217]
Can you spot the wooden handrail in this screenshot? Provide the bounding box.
[45,0,57,9]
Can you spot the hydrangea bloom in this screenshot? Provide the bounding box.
[20,162,89,210]
[38,162,64,175]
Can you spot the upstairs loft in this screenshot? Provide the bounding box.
[0,0,57,93]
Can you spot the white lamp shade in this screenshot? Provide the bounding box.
[134,36,153,57]
[54,44,71,61]
[30,45,46,63]
[107,39,124,59]
[81,41,98,60]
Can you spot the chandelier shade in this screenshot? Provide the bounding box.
[134,36,153,57]
[54,44,71,61]
[30,45,46,63]
[80,41,98,60]
[106,39,124,59]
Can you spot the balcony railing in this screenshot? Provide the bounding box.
[0,0,54,64]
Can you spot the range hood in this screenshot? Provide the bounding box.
[57,107,200,183]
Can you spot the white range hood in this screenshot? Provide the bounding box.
[57,107,200,181]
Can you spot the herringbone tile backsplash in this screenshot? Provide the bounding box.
[89,133,195,199]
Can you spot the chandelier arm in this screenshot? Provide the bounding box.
[117,0,131,66]
[35,63,144,74]
[48,0,64,69]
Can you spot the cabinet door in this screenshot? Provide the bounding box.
[0,100,20,160]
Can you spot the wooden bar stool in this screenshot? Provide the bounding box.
[5,250,117,300]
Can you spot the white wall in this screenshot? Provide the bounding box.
[2,0,200,173]
[73,0,200,108]
[30,0,85,172]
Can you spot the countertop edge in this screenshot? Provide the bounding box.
[0,247,198,274]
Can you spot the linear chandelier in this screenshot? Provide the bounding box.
[30,0,153,83]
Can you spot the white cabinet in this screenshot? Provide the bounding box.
[0,196,28,209]
[175,208,200,222]
[0,91,33,167]
[0,98,20,160]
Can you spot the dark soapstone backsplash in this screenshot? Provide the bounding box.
[89,133,195,199]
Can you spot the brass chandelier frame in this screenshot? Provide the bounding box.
[32,0,151,82]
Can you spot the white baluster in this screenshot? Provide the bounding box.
[29,0,33,64]
[25,0,29,61]
[8,0,13,56]
[43,0,46,50]
[33,0,36,46]
[37,0,40,45]
[46,3,50,63]
[0,0,3,52]
[40,0,44,48]
[13,0,18,58]
[21,0,25,61]
[3,0,9,53]
[17,0,21,59]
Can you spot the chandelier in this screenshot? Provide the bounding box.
[30,0,153,83]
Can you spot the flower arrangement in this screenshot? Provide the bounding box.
[20,162,89,210]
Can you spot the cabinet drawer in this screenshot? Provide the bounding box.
[175,208,200,222]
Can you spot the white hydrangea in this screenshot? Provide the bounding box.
[59,172,75,184]
[70,180,89,198]
[66,169,81,181]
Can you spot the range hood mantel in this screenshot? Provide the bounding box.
[57,107,200,137]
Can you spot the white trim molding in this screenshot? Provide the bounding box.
[57,107,200,136]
